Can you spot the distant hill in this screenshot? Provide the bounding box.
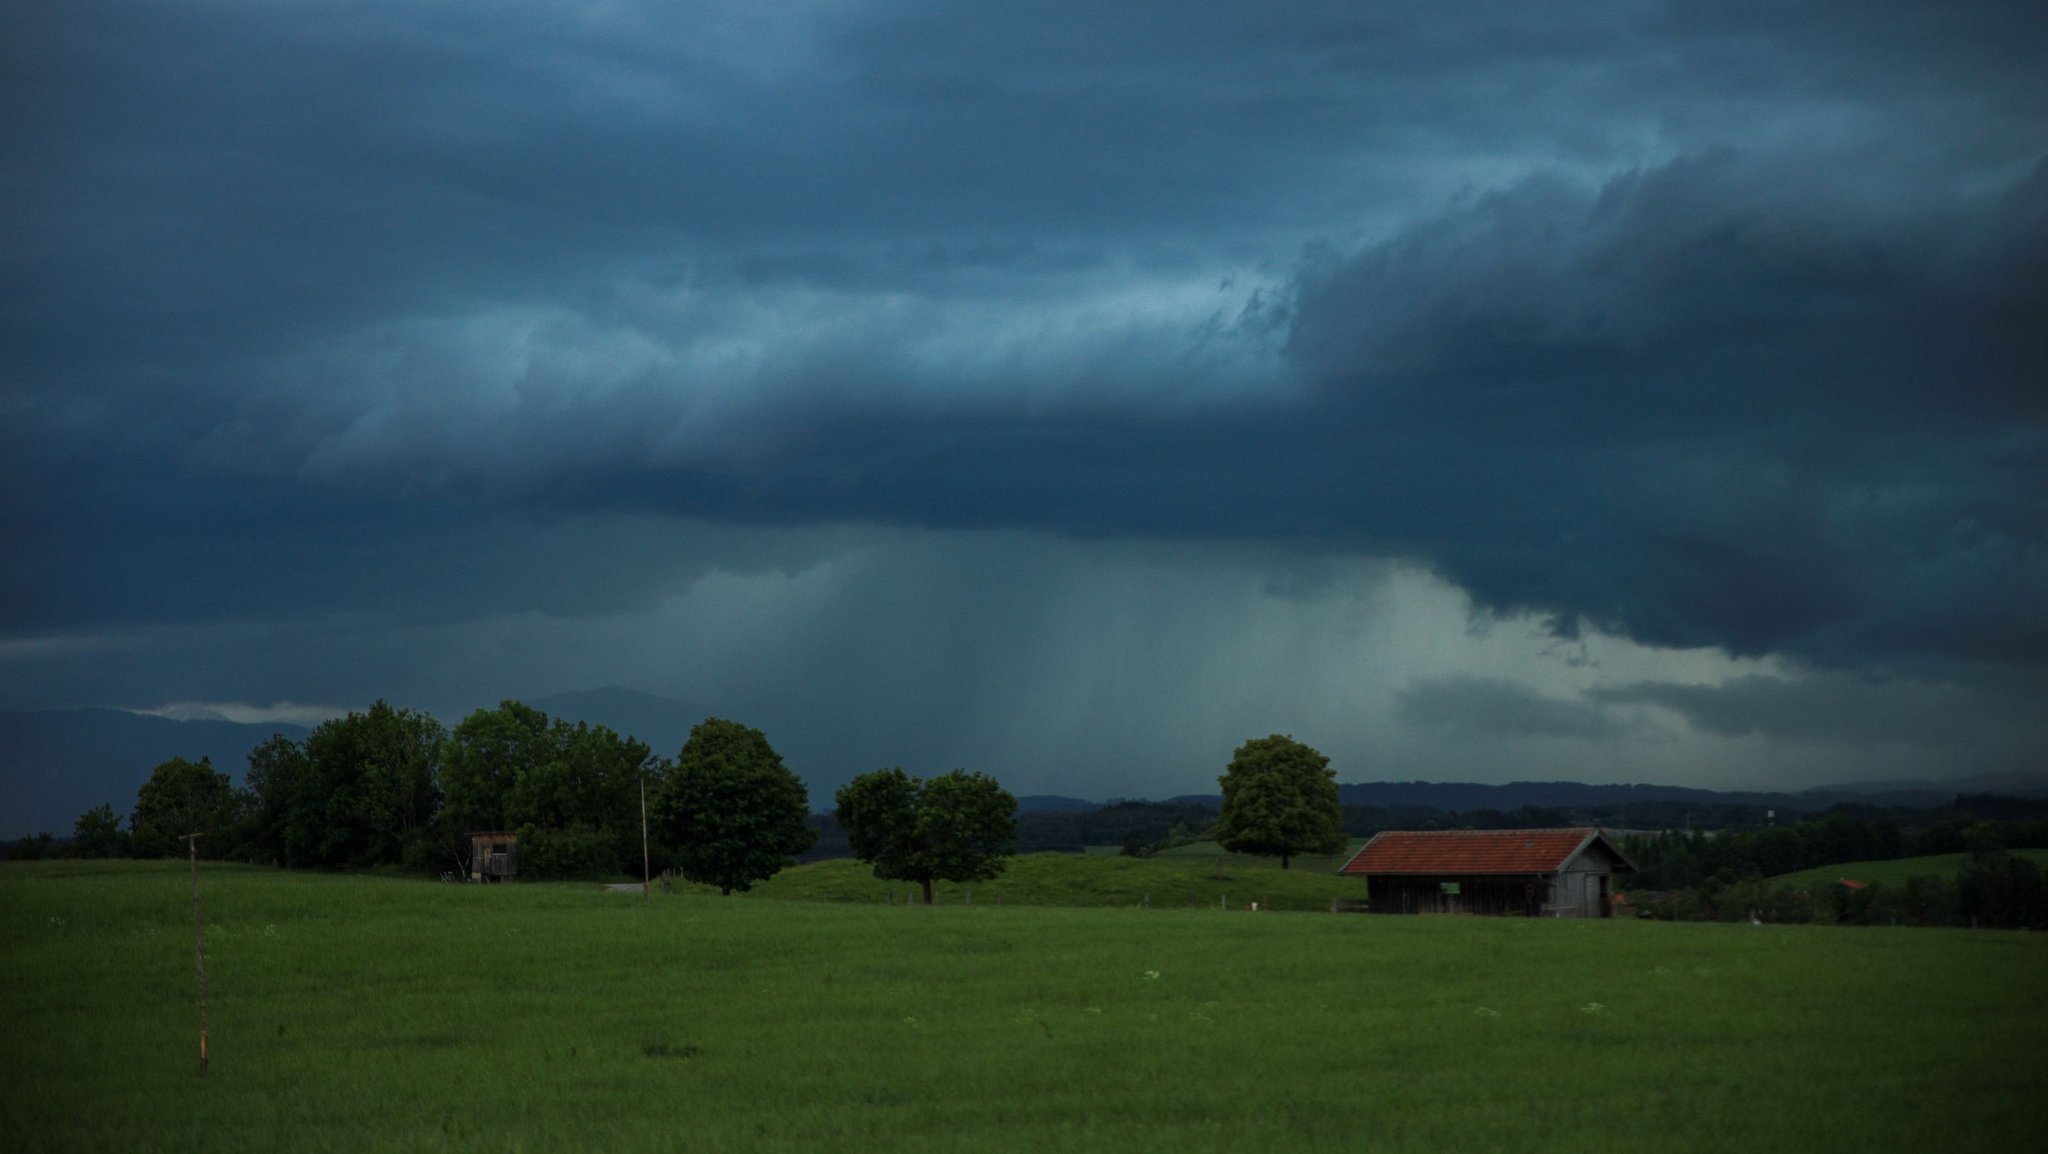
[1014,795,1100,814]
[0,709,310,838]
[524,686,721,757]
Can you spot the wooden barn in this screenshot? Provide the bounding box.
[468,831,518,883]
[1338,828,1635,917]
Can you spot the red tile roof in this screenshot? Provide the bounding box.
[1339,828,1629,876]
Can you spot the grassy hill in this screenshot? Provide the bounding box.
[1769,848,2048,890]
[5,860,2045,1152]
[685,844,1370,911]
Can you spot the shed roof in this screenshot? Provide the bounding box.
[1338,828,1635,876]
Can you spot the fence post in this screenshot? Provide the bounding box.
[639,776,651,899]
[185,832,209,1077]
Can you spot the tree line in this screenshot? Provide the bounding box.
[20,717,1362,895]
[29,700,1027,898]
[1618,813,2048,930]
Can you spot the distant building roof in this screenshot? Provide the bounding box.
[1835,878,1868,890]
[1339,828,1635,876]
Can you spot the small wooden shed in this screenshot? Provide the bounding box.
[468,831,519,883]
[1338,828,1635,917]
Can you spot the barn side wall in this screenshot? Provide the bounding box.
[1551,852,1612,918]
[1365,875,1550,916]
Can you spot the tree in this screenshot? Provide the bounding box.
[654,718,813,895]
[1212,734,1343,869]
[440,701,553,837]
[73,803,127,858]
[294,702,444,869]
[834,768,1017,904]
[241,734,311,867]
[130,757,241,858]
[441,702,657,877]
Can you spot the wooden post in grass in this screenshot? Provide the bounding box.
[639,775,651,899]
[185,832,209,1077]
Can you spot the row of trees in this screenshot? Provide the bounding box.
[54,699,1037,898]
[55,724,1352,885]
[68,701,649,876]
[1620,814,2048,890]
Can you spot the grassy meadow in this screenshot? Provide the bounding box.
[4,859,2046,1153]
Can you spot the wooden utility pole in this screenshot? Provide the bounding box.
[640,775,652,899]
[185,832,209,1076]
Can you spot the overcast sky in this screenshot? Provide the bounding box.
[4,1,2043,801]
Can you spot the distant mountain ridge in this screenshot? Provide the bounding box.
[0,708,311,838]
[1003,776,2047,818]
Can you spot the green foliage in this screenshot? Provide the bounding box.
[1957,850,2048,929]
[654,718,813,895]
[239,734,309,866]
[834,767,1017,904]
[1898,873,1962,926]
[515,822,622,880]
[5,832,56,860]
[1766,848,2048,891]
[129,757,241,858]
[6,861,2048,1153]
[71,804,126,859]
[440,700,553,835]
[443,702,655,877]
[1623,813,1914,889]
[289,703,445,869]
[1212,735,1343,869]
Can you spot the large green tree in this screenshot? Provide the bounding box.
[130,757,241,858]
[834,768,1017,904]
[440,700,552,836]
[654,718,813,895]
[241,733,311,867]
[1212,735,1343,869]
[441,701,658,879]
[293,702,445,869]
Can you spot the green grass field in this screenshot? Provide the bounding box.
[4,860,2045,1153]
[1769,848,2048,890]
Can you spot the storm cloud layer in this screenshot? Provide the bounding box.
[4,2,2043,797]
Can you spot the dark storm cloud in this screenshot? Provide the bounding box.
[1397,676,1623,741]
[4,0,2045,689]
[1283,152,2048,666]
[1589,672,2048,753]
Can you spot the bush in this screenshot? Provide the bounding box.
[1823,880,1880,926]
[1957,851,2048,930]
[1898,875,1960,927]
[517,823,621,881]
